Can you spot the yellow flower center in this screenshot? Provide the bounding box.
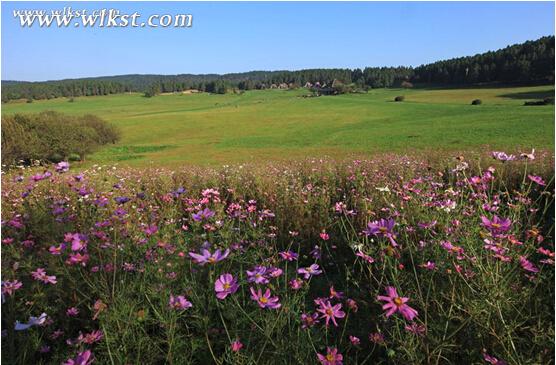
[394,297,403,307]
[326,308,334,316]
[326,354,335,361]
[491,223,501,229]
[208,257,216,263]
[259,297,268,304]
[379,226,388,233]
[223,283,230,290]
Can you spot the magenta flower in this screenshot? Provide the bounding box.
[189,248,230,265]
[2,280,22,296]
[519,256,539,273]
[528,175,546,186]
[66,253,90,266]
[364,218,397,246]
[297,264,322,279]
[483,352,507,365]
[49,243,66,255]
[63,350,94,365]
[215,273,239,300]
[317,347,343,365]
[231,340,243,352]
[301,312,320,328]
[349,335,361,345]
[481,215,511,237]
[405,322,426,336]
[289,278,303,290]
[356,251,375,264]
[279,250,298,261]
[316,300,345,327]
[169,295,192,310]
[31,268,57,285]
[377,286,418,321]
[66,307,79,317]
[247,266,269,284]
[419,261,436,270]
[249,287,281,309]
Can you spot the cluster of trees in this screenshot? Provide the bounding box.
[413,36,554,84]
[1,112,120,167]
[2,36,553,101]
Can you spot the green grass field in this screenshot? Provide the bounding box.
[2,85,554,166]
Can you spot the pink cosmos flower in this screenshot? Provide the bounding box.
[279,250,298,261]
[289,278,303,290]
[55,161,70,173]
[2,280,22,296]
[329,286,344,299]
[483,352,507,365]
[249,287,281,309]
[419,261,436,270]
[297,264,322,279]
[214,273,239,300]
[63,350,94,365]
[49,243,66,255]
[519,256,539,273]
[301,312,320,328]
[66,307,79,317]
[247,266,269,284]
[369,332,385,344]
[66,253,90,266]
[481,215,511,237]
[364,218,397,246]
[188,248,230,265]
[316,300,345,327]
[231,340,243,352]
[356,251,375,264]
[377,286,418,321]
[317,347,343,365]
[346,298,358,312]
[349,335,360,345]
[31,268,57,284]
[491,151,516,162]
[405,322,426,336]
[169,295,193,310]
[528,175,546,186]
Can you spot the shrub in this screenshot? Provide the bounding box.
[543,97,554,104]
[68,153,81,162]
[394,95,405,102]
[1,111,120,167]
[471,99,482,105]
[68,97,75,103]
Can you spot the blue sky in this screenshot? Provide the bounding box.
[2,1,554,81]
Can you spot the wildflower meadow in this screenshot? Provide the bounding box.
[1,151,554,364]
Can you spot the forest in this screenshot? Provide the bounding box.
[2,36,553,101]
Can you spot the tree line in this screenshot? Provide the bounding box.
[2,36,553,101]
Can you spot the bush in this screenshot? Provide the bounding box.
[394,95,405,102]
[1,111,120,167]
[471,99,482,105]
[543,97,554,104]
[68,97,75,103]
[68,153,81,162]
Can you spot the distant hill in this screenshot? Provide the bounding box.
[2,36,553,102]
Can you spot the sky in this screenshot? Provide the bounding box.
[1,1,554,81]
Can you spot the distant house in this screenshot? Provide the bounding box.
[270,84,278,89]
[278,83,289,89]
[304,82,313,88]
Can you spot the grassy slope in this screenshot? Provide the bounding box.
[2,85,554,166]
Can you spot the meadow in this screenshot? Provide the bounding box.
[1,85,554,364]
[2,85,554,166]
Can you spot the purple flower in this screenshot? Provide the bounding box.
[55,161,70,173]
[297,264,322,280]
[250,287,281,309]
[519,256,539,273]
[214,273,239,300]
[31,268,57,285]
[279,250,298,261]
[491,151,516,162]
[2,280,22,296]
[528,175,546,186]
[169,295,192,310]
[192,208,215,222]
[364,218,397,246]
[66,307,79,317]
[247,266,269,284]
[481,215,511,237]
[188,248,230,265]
[114,196,130,205]
[301,312,320,328]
